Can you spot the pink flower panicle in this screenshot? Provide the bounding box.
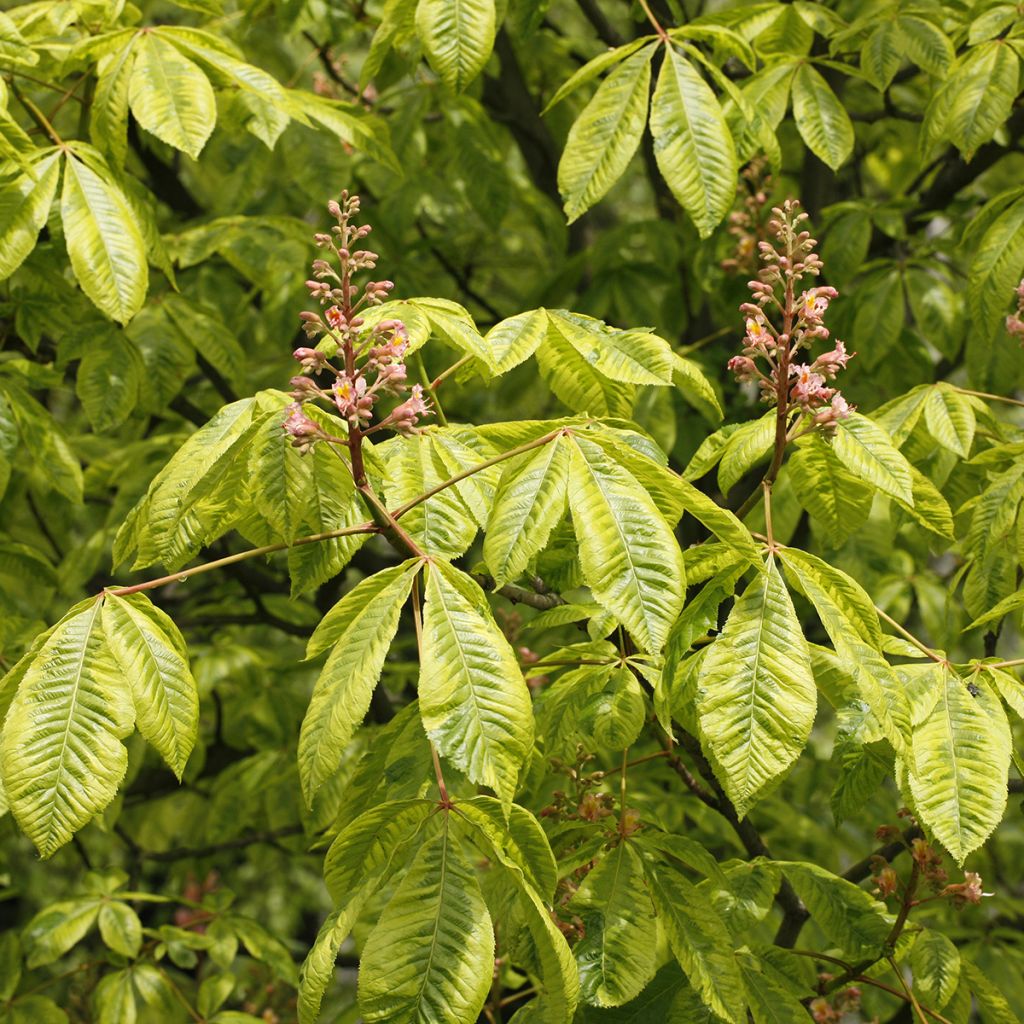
[283,192,431,444]
[1006,277,1024,344]
[727,199,853,430]
[721,157,773,275]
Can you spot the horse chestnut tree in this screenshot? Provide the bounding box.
[1,2,1023,1023]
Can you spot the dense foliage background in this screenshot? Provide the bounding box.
[2,0,1024,1021]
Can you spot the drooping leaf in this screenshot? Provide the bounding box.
[415,0,497,92]
[566,433,685,653]
[558,44,657,223]
[906,666,1011,863]
[418,560,534,807]
[60,152,148,324]
[299,560,421,801]
[572,842,657,1007]
[0,153,61,281]
[128,32,217,159]
[696,556,816,816]
[650,46,738,238]
[358,821,494,1024]
[647,867,746,1023]
[0,600,134,857]
[102,593,199,779]
[790,63,854,170]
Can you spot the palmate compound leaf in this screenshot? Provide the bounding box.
[299,560,422,803]
[0,599,134,857]
[905,666,1011,863]
[557,43,658,223]
[418,560,534,809]
[566,433,685,654]
[101,593,198,779]
[570,841,658,1007]
[646,866,747,1023]
[649,46,738,239]
[483,434,569,587]
[695,556,816,816]
[358,818,494,1024]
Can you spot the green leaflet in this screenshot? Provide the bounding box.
[898,16,953,76]
[0,152,61,281]
[60,151,148,324]
[558,44,657,223]
[861,22,902,91]
[415,0,497,92]
[777,548,882,649]
[736,953,808,1023]
[566,433,685,653]
[649,46,738,238]
[418,560,534,807]
[0,600,134,857]
[453,796,558,899]
[543,37,655,113]
[128,32,216,159]
[673,477,762,567]
[483,435,569,586]
[777,862,890,956]
[544,310,673,386]
[579,666,645,751]
[247,403,316,543]
[787,434,873,545]
[452,799,578,1022]
[905,666,1011,863]
[571,842,657,1007]
[101,593,199,779]
[778,548,912,760]
[114,395,262,570]
[717,409,775,496]
[647,867,747,1023]
[960,960,1022,1024]
[696,557,816,816]
[297,905,363,1024]
[923,384,975,458]
[90,38,137,166]
[358,821,494,1024]
[910,929,960,1010]
[831,412,914,504]
[946,42,1020,159]
[93,968,136,1024]
[22,897,102,967]
[299,560,421,801]
[382,432,480,558]
[967,195,1024,338]
[484,308,549,374]
[791,64,854,171]
[537,316,635,418]
[76,328,143,432]
[97,901,142,958]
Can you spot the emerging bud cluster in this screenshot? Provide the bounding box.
[1006,277,1024,344]
[283,191,431,448]
[720,157,773,275]
[727,200,853,429]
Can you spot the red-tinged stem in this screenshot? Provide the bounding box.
[636,0,670,42]
[956,387,1024,409]
[104,522,377,598]
[874,606,946,665]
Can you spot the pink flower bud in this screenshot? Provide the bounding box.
[327,199,342,218]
